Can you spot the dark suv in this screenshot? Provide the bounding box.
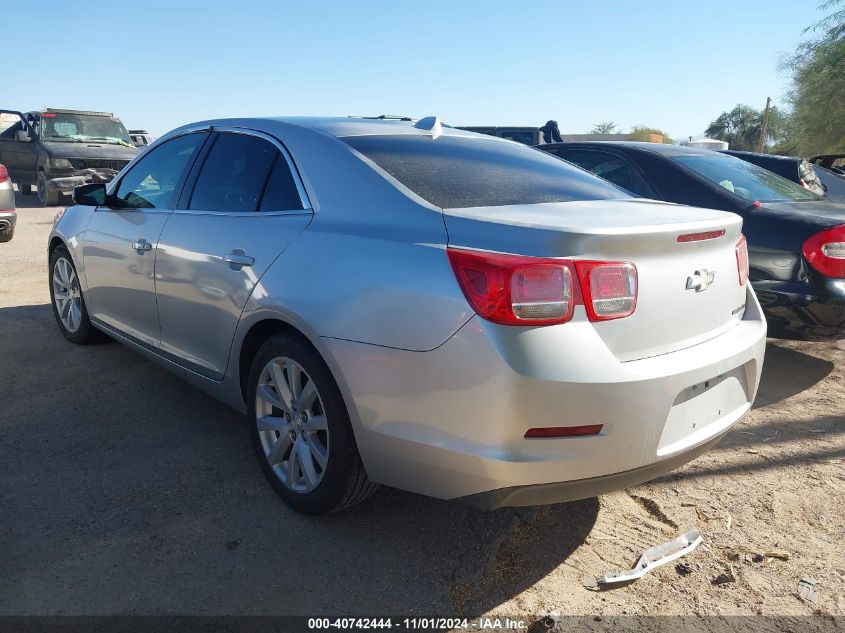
[0,108,138,205]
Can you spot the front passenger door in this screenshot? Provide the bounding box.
[82,132,207,347]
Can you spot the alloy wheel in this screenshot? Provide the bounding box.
[255,356,330,493]
[52,257,82,333]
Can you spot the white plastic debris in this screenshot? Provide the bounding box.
[582,528,703,590]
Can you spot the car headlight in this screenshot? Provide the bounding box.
[47,158,73,169]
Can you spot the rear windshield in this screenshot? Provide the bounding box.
[674,154,822,203]
[342,134,628,209]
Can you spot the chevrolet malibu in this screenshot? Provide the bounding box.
[48,116,767,514]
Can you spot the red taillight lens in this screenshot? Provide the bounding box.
[574,261,637,321]
[803,225,845,278]
[447,248,575,325]
[735,234,749,286]
[448,248,638,325]
[0,165,8,184]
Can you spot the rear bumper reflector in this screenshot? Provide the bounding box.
[525,424,603,438]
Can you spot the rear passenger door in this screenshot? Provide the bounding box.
[551,148,658,198]
[154,129,312,380]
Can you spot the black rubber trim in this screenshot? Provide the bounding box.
[458,433,726,510]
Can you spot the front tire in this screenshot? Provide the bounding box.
[247,333,378,514]
[37,172,59,206]
[49,246,96,344]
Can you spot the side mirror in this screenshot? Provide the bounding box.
[15,130,31,142]
[73,183,107,206]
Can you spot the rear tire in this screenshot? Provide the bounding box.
[0,226,13,243]
[247,333,378,514]
[37,172,59,206]
[49,246,97,344]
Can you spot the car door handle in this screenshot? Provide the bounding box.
[223,251,254,269]
[132,239,152,253]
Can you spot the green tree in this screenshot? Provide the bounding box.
[590,121,618,134]
[629,125,673,144]
[704,104,787,151]
[785,0,845,154]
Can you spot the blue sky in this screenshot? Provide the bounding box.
[8,0,827,139]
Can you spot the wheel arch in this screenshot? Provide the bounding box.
[237,317,326,406]
[235,315,362,440]
[48,235,66,256]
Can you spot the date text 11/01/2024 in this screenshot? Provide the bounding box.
[306,617,528,630]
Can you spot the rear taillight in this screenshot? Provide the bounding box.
[0,165,8,184]
[447,249,576,325]
[574,261,637,321]
[735,234,749,286]
[447,248,637,326]
[803,225,845,278]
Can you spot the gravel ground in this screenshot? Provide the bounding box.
[1,194,843,626]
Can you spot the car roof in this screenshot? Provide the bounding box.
[721,149,798,162]
[539,141,721,157]
[216,116,495,140]
[27,108,117,117]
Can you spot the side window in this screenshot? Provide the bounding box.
[0,115,24,140]
[189,133,277,213]
[260,155,304,211]
[555,149,655,198]
[115,133,205,209]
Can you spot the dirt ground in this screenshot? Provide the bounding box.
[1,194,843,628]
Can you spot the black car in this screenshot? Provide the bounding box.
[720,150,826,198]
[537,141,845,340]
[815,165,845,203]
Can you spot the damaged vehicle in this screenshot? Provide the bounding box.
[0,108,137,206]
[49,116,766,515]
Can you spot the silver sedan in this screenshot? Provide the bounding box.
[0,164,16,242]
[48,116,767,514]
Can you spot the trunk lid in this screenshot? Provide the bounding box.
[759,199,845,227]
[443,199,747,362]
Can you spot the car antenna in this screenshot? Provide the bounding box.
[414,116,443,139]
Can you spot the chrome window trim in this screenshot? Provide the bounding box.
[174,125,313,216]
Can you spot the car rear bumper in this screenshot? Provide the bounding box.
[459,432,725,509]
[755,279,845,340]
[324,286,767,504]
[0,210,16,230]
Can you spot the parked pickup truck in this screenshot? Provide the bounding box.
[0,108,138,205]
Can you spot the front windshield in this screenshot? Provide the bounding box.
[674,154,822,203]
[39,113,133,146]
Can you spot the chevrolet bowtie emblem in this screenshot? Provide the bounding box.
[686,269,716,292]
